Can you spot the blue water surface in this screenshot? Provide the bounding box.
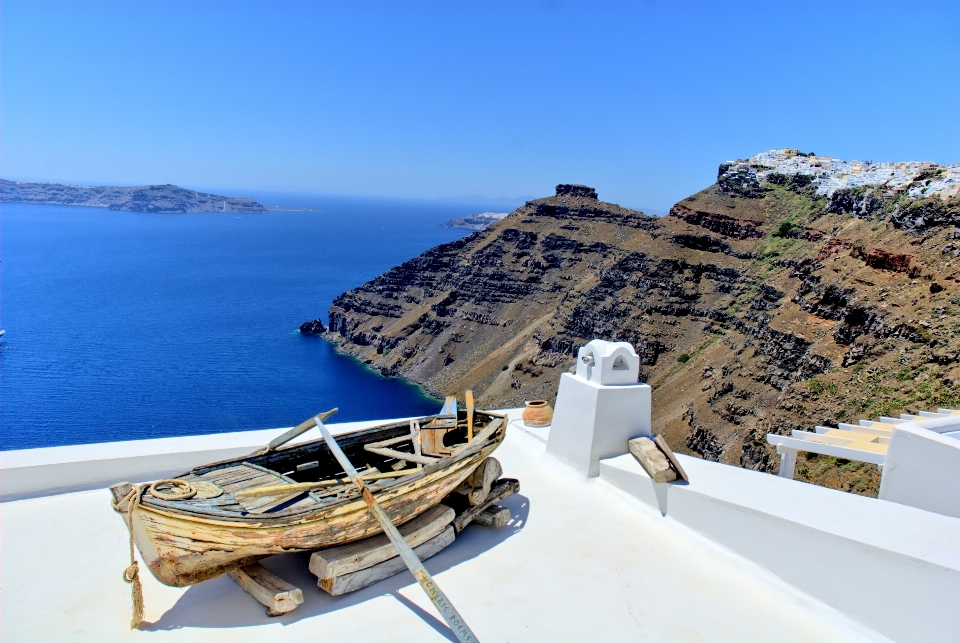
[0,195,477,450]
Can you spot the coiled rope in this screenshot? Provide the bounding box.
[148,479,196,501]
[110,485,145,629]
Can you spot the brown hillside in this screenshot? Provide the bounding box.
[322,169,960,496]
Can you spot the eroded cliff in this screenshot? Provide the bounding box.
[320,159,960,495]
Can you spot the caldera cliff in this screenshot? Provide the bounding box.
[318,152,960,495]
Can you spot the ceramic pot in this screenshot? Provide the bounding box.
[522,400,554,427]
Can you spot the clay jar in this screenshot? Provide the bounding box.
[522,400,554,427]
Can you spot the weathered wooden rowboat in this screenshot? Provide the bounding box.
[112,409,506,588]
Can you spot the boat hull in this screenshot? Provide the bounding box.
[131,441,497,587]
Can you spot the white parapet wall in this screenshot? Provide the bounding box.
[0,418,388,502]
[599,452,960,643]
[879,420,960,519]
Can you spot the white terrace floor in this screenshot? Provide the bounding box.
[2,412,890,643]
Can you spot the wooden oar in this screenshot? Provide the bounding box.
[259,408,338,454]
[465,390,475,441]
[314,416,479,643]
[233,468,420,498]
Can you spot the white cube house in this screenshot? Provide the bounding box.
[548,340,652,477]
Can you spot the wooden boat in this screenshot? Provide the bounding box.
[112,408,506,587]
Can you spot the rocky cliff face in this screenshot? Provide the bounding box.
[321,151,960,495]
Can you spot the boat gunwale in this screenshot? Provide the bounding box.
[137,411,507,527]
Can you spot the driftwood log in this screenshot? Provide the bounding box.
[628,437,677,483]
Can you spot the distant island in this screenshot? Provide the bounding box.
[439,212,509,230]
[0,179,267,213]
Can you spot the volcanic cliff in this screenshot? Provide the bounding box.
[319,152,960,495]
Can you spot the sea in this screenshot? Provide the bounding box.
[0,194,487,451]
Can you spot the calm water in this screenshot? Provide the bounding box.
[0,195,477,450]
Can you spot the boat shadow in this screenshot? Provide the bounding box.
[144,493,530,636]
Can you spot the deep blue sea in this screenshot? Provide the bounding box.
[0,194,481,450]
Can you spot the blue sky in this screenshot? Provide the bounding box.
[3,0,958,212]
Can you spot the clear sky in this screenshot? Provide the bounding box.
[3,0,958,212]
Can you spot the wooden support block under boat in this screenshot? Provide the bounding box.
[449,478,520,532]
[317,526,455,596]
[455,457,502,506]
[309,504,454,581]
[227,563,304,616]
[473,505,512,529]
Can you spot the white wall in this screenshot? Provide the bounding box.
[879,423,960,519]
[0,419,387,502]
[600,453,960,643]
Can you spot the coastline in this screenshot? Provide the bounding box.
[320,331,446,404]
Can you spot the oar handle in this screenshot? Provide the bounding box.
[264,408,338,452]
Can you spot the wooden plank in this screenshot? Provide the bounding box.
[629,437,677,483]
[452,478,519,532]
[220,472,279,493]
[654,435,689,482]
[450,418,503,457]
[234,468,419,500]
[366,434,415,449]
[363,446,440,466]
[410,420,422,467]
[309,504,455,580]
[228,562,304,616]
[318,526,455,596]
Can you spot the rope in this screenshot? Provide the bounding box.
[111,485,145,629]
[148,479,196,501]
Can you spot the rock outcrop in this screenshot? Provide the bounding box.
[299,319,327,335]
[316,159,960,497]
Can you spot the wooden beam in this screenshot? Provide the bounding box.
[318,527,455,596]
[363,446,440,466]
[473,505,511,529]
[452,478,519,532]
[228,563,304,616]
[309,505,454,580]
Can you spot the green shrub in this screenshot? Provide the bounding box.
[677,353,690,364]
[501,365,509,371]
[773,219,799,238]
[808,379,824,395]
